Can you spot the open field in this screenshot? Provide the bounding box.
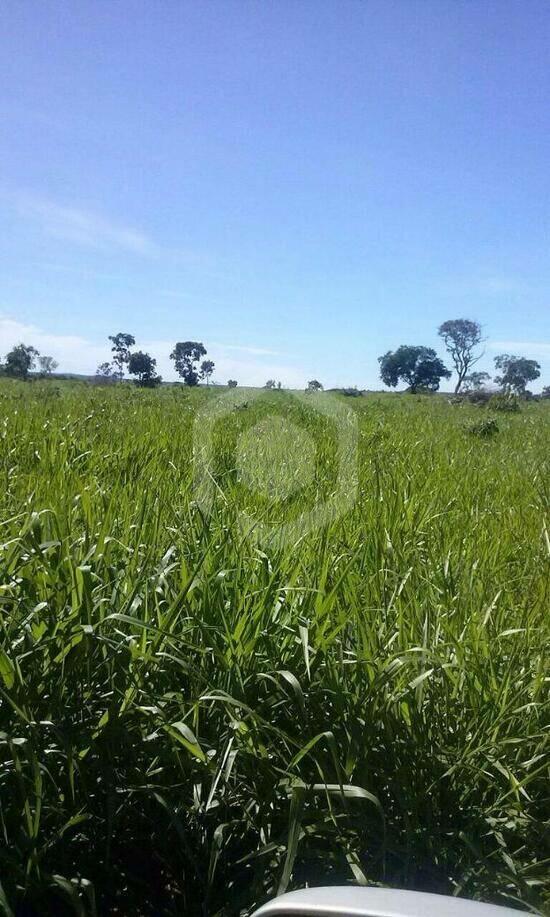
[0,379,548,915]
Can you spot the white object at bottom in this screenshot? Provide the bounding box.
[251,887,524,917]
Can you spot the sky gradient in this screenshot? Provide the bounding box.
[1,0,550,389]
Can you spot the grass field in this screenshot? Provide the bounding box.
[0,379,548,916]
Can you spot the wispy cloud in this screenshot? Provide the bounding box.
[12,192,158,256]
[488,340,550,357]
[438,274,534,298]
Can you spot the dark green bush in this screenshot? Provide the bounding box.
[489,393,521,412]
[468,417,500,437]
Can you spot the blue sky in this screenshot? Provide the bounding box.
[1,0,549,388]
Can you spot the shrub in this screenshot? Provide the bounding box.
[489,393,521,412]
[467,389,492,406]
[468,417,499,437]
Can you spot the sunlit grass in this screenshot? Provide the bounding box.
[0,379,548,915]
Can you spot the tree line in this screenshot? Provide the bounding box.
[95,334,216,387]
[1,317,548,396]
[377,319,543,395]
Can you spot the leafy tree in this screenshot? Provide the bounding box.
[379,345,451,393]
[264,379,276,389]
[227,379,238,388]
[463,371,491,392]
[38,355,59,377]
[108,333,135,379]
[306,379,323,393]
[4,343,39,379]
[170,341,206,386]
[438,319,483,393]
[128,351,161,387]
[96,362,115,378]
[200,359,215,385]
[493,354,541,394]
[542,385,550,399]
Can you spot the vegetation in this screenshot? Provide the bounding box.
[200,360,215,386]
[467,417,500,437]
[378,346,451,393]
[490,393,522,414]
[3,344,39,379]
[38,355,59,377]
[108,333,135,380]
[463,371,492,392]
[170,342,208,386]
[438,319,483,393]
[127,351,162,388]
[0,380,548,916]
[494,355,541,395]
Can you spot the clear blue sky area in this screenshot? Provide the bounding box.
[1,0,549,388]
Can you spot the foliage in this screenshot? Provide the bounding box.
[128,350,162,387]
[542,385,550,399]
[37,355,58,376]
[463,371,491,392]
[95,361,115,379]
[494,354,541,394]
[0,382,548,915]
[467,388,492,406]
[200,359,215,385]
[467,417,499,437]
[489,393,521,413]
[4,343,39,378]
[227,379,238,388]
[306,380,323,393]
[108,332,135,379]
[170,341,207,386]
[379,346,451,393]
[438,319,483,393]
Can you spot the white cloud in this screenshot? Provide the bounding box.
[487,340,550,357]
[12,192,158,256]
[0,316,308,387]
[0,316,109,374]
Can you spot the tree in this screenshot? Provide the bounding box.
[542,385,550,399]
[4,343,39,379]
[493,354,541,394]
[227,379,238,388]
[200,359,215,385]
[96,361,115,378]
[108,333,135,379]
[463,371,491,392]
[38,355,58,376]
[264,379,276,389]
[128,350,161,387]
[438,319,483,393]
[306,379,323,393]
[170,341,207,386]
[379,345,451,393]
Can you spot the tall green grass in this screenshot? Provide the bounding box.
[0,380,548,915]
